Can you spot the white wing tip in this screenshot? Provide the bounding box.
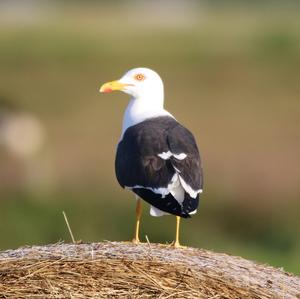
[158,151,187,160]
[158,151,172,159]
[173,153,187,160]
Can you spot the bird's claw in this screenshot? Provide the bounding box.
[132,238,140,244]
[170,241,186,249]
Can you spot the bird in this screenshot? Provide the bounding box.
[99,68,203,247]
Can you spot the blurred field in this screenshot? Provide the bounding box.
[0,1,300,274]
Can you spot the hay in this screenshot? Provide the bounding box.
[0,242,299,298]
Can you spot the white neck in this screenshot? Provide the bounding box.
[121,94,173,136]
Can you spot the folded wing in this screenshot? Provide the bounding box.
[115,116,203,218]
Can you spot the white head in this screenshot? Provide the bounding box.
[100,68,164,107]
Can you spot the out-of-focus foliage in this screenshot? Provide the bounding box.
[0,1,299,274]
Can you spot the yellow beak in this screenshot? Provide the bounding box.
[99,80,130,93]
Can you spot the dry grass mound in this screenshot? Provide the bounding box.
[0,242,300,298]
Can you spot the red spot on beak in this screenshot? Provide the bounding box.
[102,87,113,93]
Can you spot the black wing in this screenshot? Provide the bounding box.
[167,123,203,192]
[115,116,203,217]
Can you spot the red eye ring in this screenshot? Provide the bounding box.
[134,73,146,81]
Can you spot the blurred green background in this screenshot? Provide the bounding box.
[0,0,300,274]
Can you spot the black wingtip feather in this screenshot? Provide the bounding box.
[132,188,198,218]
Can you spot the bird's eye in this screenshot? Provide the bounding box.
[134,73,146,81]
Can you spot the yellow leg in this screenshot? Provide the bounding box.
[173,216,181,248]
[132,198,142,244]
